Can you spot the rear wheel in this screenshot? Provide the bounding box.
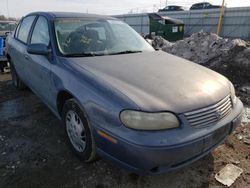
[62,99,97,162]
[10,60,26,90]
[0,64,4,73]
[0,61,7,73]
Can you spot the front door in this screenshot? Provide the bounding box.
[24,16,53,106]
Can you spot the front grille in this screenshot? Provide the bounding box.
[184,95,232,127]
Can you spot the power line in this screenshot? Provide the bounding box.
[6,0,10,18]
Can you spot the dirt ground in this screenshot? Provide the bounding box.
[0,73,249,188]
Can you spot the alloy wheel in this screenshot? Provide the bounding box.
[65,110,86,152]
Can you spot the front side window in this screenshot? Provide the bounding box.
[17,16,36,43]
[31,16,50,46]
[54,18,154,56]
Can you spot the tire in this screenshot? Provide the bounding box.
[9,60,26,90]
[0,62,5,73]
[62,98,97,162]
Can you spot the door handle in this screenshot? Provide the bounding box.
[24,54,29,60]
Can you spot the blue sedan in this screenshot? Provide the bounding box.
[7,12,243,174]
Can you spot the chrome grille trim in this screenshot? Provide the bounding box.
[184,95,232,127]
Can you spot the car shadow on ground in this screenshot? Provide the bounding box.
[0,74,215,188]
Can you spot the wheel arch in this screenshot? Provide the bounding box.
[6,53,11,61]
[57,90,74,117]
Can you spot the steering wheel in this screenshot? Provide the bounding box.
[64,30,87,54]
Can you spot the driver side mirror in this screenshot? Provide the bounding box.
[27,43,50,55]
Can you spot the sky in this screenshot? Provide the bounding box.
[1,0,250,18]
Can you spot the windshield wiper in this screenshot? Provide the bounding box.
[65,52,104,57]
[65,50,142,57]
[109,50,142,55]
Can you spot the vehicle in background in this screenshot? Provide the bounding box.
[0,20,17,72]
[190,2,221,10]
[158,5,185,12]
[7,12,243,175]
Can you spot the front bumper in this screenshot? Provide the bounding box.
[94,98,243,175]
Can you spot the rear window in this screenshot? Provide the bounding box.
[14,22,21,38]
[17,16,36,43]
[193,4,203,9]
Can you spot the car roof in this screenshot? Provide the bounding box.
[192,2,210,5]
[25,12,117,20]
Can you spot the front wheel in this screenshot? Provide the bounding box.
[62,99,97,162]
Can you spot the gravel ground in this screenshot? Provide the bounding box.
[0,73,250,188]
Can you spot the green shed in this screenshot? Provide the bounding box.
[148,13,184,41]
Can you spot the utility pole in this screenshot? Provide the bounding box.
[165,0,168,6]
[217,0,225,36]
[6,0,10,18]
[153,4,156,12]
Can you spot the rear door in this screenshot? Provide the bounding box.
[25,16,53,106]
[9,16,36,83]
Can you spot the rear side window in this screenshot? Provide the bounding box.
[31,16,50,46]
[17,16,36,43]
[14,22,21,38]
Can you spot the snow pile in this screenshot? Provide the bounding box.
[242,107,250,124]
[152,32,250,87]
[152,36,174,50]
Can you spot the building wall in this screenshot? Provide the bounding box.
[115,7,250,40]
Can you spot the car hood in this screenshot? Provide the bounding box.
[68,51,230,113]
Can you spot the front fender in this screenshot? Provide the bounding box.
[51,57,139,130]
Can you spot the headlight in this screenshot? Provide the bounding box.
[120,110,179,130]
[230,82,237,105]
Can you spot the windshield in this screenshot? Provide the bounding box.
[54,18,154,56]
[0,22,16,31]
